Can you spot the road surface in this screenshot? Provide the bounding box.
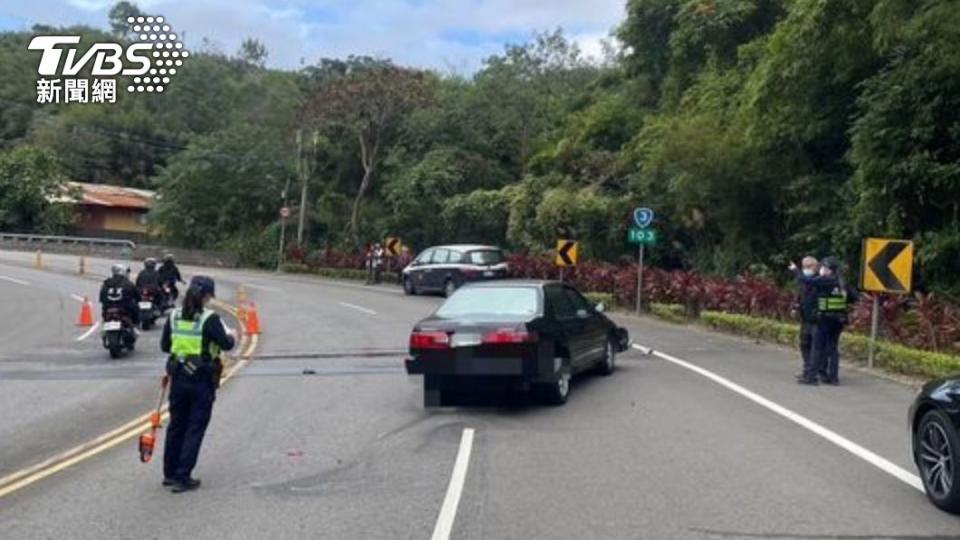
[0,251,956,539]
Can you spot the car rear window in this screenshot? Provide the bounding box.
[466,249,504,265]
[435,287,539,318]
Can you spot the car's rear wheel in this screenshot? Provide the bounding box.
[537,366,570,406]
[597,339,616,376]
[916,409,960,513]
[443,279,457,298]
[403,277,417,296]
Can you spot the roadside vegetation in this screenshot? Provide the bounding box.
[1,1,958,367]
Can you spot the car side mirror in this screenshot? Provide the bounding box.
[595,303,606,313]
[576,309,589,319]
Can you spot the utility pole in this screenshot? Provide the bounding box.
[296,130,319,247]
[296,129,306,246]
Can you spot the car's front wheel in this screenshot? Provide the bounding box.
[443,279,457,298]
[403,276,417,296]
[916,409,960,514]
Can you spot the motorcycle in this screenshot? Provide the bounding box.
[138,286,163,330]
[102,307,137,359]
[161,282,178,311]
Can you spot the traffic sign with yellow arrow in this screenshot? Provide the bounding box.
[555,240,578,267]
[385,237,402,257]
[861,238,913,294]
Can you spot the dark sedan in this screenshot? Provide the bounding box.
[404,280,629,407]
[909,375,960,514]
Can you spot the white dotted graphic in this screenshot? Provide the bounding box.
[125,14,188,94]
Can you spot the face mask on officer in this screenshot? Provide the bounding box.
[803,268,816,277]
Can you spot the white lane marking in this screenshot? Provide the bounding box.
[75,321,101,342]
[431,428,475,540]
[242,282,282,292]
[0,275,30,286]
[632,344,924,492]
[70,294,85,302]
[338,301,377,315]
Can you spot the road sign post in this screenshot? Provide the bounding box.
[629,208,655,315]
[868,295,880,369]
[555,240,578,282]
[860,238,914,368]
[636,243,645,315]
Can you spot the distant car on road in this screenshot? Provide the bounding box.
[909,375,960,514]
[401,244,509,297]
[405,280,630,407]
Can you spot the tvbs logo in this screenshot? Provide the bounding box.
[28,15,189,105]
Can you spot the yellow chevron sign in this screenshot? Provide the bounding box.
[861,238,914,293]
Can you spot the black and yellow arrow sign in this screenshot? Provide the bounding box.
[861,238,914,293]
[555,239,578,267]
[385,237,402,257]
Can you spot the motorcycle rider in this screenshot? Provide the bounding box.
[136,257,165,313]
[159,253,185,301]
[100,263,140,325]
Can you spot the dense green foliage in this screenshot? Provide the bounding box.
[0,146,74,233]
[0,1,957,292]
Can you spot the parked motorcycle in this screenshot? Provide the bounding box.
[102,307,137,359]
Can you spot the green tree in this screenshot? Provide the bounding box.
[302,63,434,245]
[0,146,74,233]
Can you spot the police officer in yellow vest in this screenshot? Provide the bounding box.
[792,256,858,385]
[160,275,235,492]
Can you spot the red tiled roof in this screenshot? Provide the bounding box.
[61,182,155,210]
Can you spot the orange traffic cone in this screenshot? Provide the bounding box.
[77,297,94,327]
[245,303,261,335]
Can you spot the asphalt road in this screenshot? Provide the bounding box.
[0,250,957,539]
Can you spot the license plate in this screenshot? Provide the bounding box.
[451,333,481,347]
[138,302,153,309]
[483,270,494,277]
[103,321,122,331]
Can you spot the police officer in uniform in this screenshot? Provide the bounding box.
[160,276,235,492]
[791,256,858,385]
[791,256,820,378]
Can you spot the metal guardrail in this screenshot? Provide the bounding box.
[0,232,136,252]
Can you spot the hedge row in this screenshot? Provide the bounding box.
[680,308,960,380]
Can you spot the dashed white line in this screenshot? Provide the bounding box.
[431,428,475,540]
[0,275,30,286]
[632,344,924,492]
[338,301,377,315]
[75,322,101,342]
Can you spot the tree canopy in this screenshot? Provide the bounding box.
[1,1,958,293]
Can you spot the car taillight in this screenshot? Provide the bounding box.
[482,328,537,344]
[410,331,451,349]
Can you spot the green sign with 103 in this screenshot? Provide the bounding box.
[628,228,657,245]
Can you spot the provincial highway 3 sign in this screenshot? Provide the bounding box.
[861,238,914,293]
[555,239,578,267]
[633,207,654,229]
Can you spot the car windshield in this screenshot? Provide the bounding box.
[435,287,539,318]
[466,250,504,265]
